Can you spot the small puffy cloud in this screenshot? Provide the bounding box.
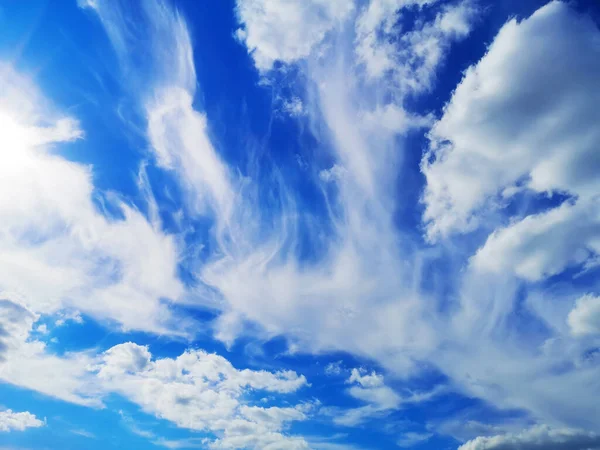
[235,0,354,71]
[356,0,477,91]
[325,361,344,376]
[281,96,305,117]
[568,294,600,337]
[98,342,152,377]
[347,368,387,389]
[0,409,44,432]
[458,425,600,450]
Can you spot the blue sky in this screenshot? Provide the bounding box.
[0,0,600,449]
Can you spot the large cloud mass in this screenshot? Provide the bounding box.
[458,425,600,450]
[2,0,600,448]
[422,1,600,243]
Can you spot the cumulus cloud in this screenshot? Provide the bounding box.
[471,199,600,281]
[568,294,600,336]
[458,425,600,450]
[235,0,355,71]
[422,1,600,242]
[324,361,344,376]
[0,409,44,432]
[95,342,310,448]
[356,0,477,92]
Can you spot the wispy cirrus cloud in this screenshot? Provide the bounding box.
[0,62,185,336]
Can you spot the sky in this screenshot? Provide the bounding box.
[0,0,599,449]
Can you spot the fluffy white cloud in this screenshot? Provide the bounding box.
[415,3,600,432]
[458,425,600,450]
[471,199,600,281]
[95,342,310,449]
[235,0,354,71]
[422,1,600,242]
[0,409,44,432]
[568,294,600,336]
[235,0,476,91]
[3,331,312,445]
[324,361,344,376]
[356,0,476,91]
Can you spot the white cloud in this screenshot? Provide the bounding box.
[71,429,96,439]
[422,1,600,241]
[281,96,305,117]
[235,0,354,71]
[356,0,476,92]
[415,3,600,431]
[360,104,434,134]
[334,369,441,426]
[396,431,432,448]
[95,342,310,449]
[458,425,600,450]
[345,368,401,409]
[471,199,600,281]
[354,0,433,79]
[0,409,44,432]
[98,341,152,377]
[83,0,600,440]
[568,294,600,336]
[0,299,100,407]
[154,437,208,449]
[0,62,185,335]
[324,361,344,376]
[80,0,451,390]
[82,0,234,220]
